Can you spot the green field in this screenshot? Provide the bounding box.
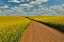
[0,16,30,42]
[29,16,64,32]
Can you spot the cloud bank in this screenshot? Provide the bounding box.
[0,4,64,16]
[19,0,48,8]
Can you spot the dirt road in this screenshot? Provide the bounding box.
[20,20,64,42]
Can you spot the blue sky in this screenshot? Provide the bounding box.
[0,0,64,7]
[0,0,64,16]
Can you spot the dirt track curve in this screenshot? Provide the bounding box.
[20,20,64,42]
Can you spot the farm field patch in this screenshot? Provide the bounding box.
[0,16,30,42]
[29,16,64,32]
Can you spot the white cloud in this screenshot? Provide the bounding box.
[34,9,37,11]
[23,13,28,14]
[0,5,9,8]
[19,0,49,8]
[0,6,26,16]
[30,0,48,5]
[8,0,49,9]
[8,0,20,3]
[9,0,31,3]
[0,4,64,16]
[23,4,64,16]
[36,4,64,15]
[19,4,33,8]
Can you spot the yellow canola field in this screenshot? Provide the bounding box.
[29,16,64,31]
[0,16,30,42]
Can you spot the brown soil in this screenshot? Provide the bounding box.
[20,20,64,42]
